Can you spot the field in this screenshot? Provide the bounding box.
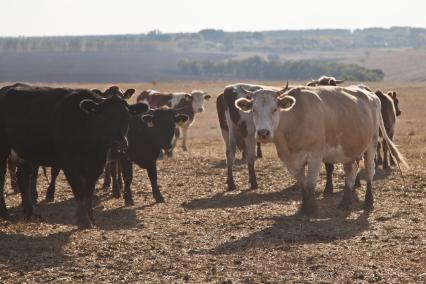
[0,81,425,283]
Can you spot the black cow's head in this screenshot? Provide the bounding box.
[141,107,189,151]
[80,95,149,153]
[92,86,135,100]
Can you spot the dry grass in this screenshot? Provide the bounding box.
[0,81,425,283]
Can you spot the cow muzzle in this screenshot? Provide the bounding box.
[198,107,204,113]
[256,129,272,141]
[112,138,128,154]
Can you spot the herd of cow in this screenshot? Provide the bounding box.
[0,77,406,228]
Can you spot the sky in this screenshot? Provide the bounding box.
[1,0,426,37]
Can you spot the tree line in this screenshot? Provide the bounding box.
[177,56,384,81]
[1,27,426,53]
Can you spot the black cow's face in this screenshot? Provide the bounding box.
[141,108,188,151]
[80,95,149,152]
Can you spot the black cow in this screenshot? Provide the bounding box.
[0,84,148,228]
[41,86,136,203]
[107,107,188,206]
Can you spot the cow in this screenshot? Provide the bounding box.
[375,90,402,169]
[235,84,407,214]
[42,86,136,202]
[106,107,188,206]
[307,76,345,87]
[136,89,210,155]
[217,83,282,191]
[0,84,148,228]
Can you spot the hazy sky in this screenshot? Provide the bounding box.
[2,0,426,36]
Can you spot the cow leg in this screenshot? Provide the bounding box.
[63,168,92,229]
[299,160,320,215]
[7,157,19,194]
[364,141,377,211]
[246,138,258,190]
[147,162,164,203]
[121,158,134,206]
[324,163,334,196]
[46,167,60,202]
[256,142,263,159]
[382,141,390,169]
[16,161,34,218]
[181,126,189,151]
[84,173,99,226]
[29,165,39,205]
[102,162,112,191]
[0,153,10,218]
[117,162,123,190]
[376,141,383,167]
[226,140,237,191]
[167,128,180,158]
[110,160,121,198]
[338,161,359,211]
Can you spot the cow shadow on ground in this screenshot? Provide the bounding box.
[208,211,369,255]
[210,158,246,169]
[182,184,301,210]
[8,192,138,230]
[357,167,392,182]
[0,228,77,272]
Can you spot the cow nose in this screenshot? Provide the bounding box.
[257,129,270,138]
[198,108,204,112]
[112,138,128,153]
[396,110,402,116]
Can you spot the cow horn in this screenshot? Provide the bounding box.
[239,86,253,95]
[335,79,345,85]
[277,82,289,96]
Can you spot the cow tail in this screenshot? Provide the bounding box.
[378,111,409,169]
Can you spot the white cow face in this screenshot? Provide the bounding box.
[190,90,210,113]
[235,89,295,141]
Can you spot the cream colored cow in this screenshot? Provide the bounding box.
[235,84,407,214]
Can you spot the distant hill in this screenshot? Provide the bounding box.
[1,27,426,82]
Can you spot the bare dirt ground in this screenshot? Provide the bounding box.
[0,81,425,283]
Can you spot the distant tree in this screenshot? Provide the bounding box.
[199,29,225,42]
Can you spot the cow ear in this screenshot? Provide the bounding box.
[235,98,253,112]
[277,96,296,111]
[80,99,101,114]
[91,89,103,96]
[184,94,193,101]
[122,88,135,100]
[175,114,189,126]
[141,114,155,127]
[204,94,211,101]
[329,79,337,86]
[392,91,397,99]
[129,102,149,115]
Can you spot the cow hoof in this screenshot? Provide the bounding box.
[337,199,353,211]
[298,203,318,216]
[154,196,165,203]
[78,220,94,229]
[112,191,121,199]
[124,198,134,207]
[45,195,54,203]
[250,183,258,190]
[227,181,237,191]
[323,187,333,197]
[364,201,374,211]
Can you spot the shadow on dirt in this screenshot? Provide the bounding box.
[208,211,369,255]
[182,184,301,210]
[7,192,138,230]
[0,228,77,272]
[209,158,246,169]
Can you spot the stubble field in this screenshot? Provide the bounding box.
[0,81,425,283]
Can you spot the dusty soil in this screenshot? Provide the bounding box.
[0,81,425,283]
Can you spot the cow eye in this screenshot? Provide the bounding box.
[252,109,256,113]
[273,108,278,112]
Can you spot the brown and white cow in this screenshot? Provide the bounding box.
[235,84,407,214]
[216,83,282,191]
[136,89,210,155]
[375,90,402,169]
